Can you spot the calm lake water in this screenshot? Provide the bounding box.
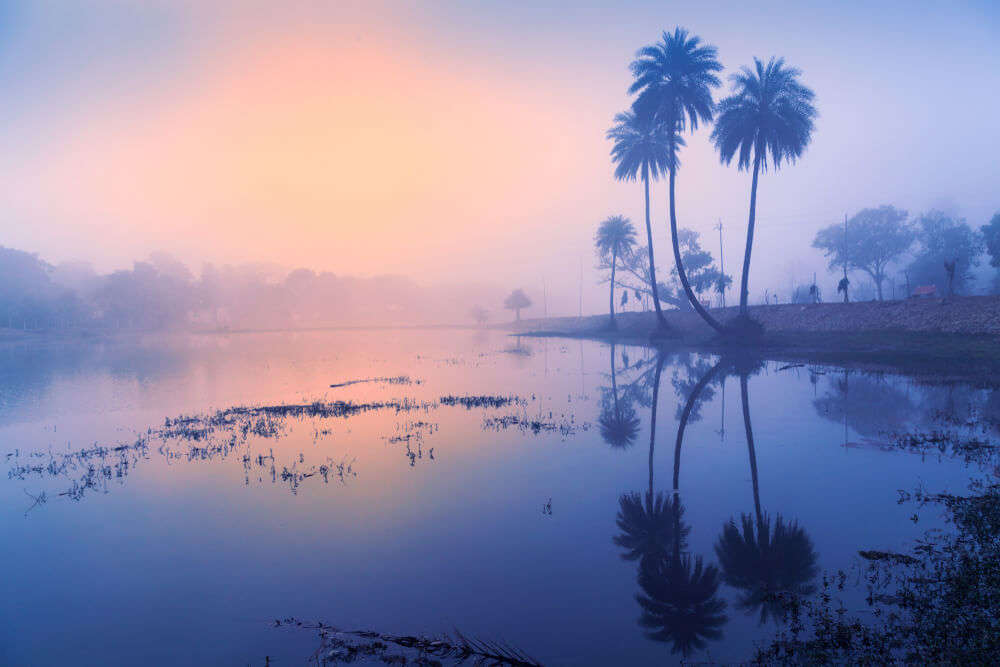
[1,329,994,665]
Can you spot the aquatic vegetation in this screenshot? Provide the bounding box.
[8,392,532,505]
[439,394,525,410]
[755,477,1000,664]
[481,413,587,437]
[329,376,416,389]
[272,617,541,666]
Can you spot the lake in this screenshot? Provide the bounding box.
[1,329,993,665]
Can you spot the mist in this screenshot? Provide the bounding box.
[1,1,997,322]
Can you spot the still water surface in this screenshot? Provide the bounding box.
[0,330,992,665]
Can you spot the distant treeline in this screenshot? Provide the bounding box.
[0,246,499,331]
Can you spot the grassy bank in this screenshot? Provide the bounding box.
[510,297,1000,383]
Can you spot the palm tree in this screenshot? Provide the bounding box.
[711,57,817,321]
[629,28,725,333]
[714,373,818,624]
[607,111,673,332]
[599,343,641,449]
[595,216,638,330]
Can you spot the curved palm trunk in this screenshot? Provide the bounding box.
[740,373,764,528]
[642,167,669,330]
[609,249,618,329]
[669,168,725,333]
[739,156,762,317]
[647,351,666,497]
[672,361,723,493]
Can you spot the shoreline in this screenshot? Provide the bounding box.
[509,297,1000,384]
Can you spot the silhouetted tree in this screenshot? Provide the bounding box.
[469,305,489,327]
[982,212,1000,269]
[629,28,725,333]
[813,206,915,300]
[607,110,673,331]
[595,216,638,329]
[711,58,817,321]
[907,211,981,296]
[982,212,1000,293]
[503,289,532,322]
[614,229,730,313]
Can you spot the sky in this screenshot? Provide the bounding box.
[1,0,998,316]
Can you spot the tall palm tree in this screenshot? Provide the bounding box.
[711,57,817,320]
[595,216,638,330]
[607,111,673,332]
[599,343,641,449]
[714,373,818,624]
[629,28,725,333]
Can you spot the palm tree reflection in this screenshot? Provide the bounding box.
[615,354,728,657]
[599,343,642,450]
[612,350,679,566]
[714,371,818,625]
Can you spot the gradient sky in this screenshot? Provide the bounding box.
[1,0,998,315]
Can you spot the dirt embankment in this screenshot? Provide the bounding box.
[508,296,1000,382]
[510,296,1000,338]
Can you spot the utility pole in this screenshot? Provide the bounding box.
[541,277,548,320]
[716,219,725,308]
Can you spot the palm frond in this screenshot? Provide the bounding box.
[710,56,817,172]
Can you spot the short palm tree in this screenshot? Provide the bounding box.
[629,28,725,333]
[595,216,638,329]
[711,57,817,320]
[607,110,673,332]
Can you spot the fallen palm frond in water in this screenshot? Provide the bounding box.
[272,617,542,666]
[329,376,416,389]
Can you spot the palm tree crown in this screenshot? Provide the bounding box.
[607,110,676,181]
[595,215,638,262]
[711,57,817,172]
[629,28,722,159]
